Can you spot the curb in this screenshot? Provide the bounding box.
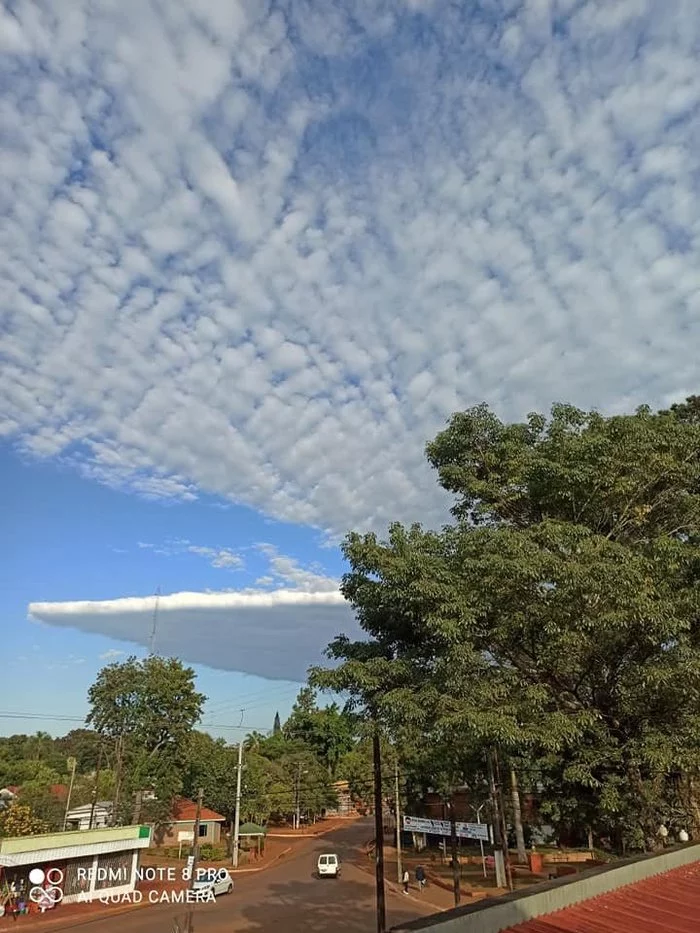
[230,846,292,873]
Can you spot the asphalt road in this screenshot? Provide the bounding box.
[64,819,436,933]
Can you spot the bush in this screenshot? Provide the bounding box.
[199,844,227,862]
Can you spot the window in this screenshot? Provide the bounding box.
[94,852,133,890]
[64,857,95,897]
[198,824,208,838]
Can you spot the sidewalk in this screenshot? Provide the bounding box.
[353,843,515,915]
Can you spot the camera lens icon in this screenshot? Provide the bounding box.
[28,868,64,905]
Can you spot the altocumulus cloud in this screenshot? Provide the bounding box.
[3,0,700,538]
[29,589,356,682]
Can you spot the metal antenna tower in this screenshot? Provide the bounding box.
[148,587,160,656]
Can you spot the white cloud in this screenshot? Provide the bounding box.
[99,648,126,660]
[187,545,244,570]
[254,543,339,592]
[2,0,700,542]
[29,588,356,682]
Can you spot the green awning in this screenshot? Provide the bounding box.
[238,822,266,836]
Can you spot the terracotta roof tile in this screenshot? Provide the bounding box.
[506,862,700,933]
[170,797,226,823]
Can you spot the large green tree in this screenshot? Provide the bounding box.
[87,656,206,825]
[313,401,700,853]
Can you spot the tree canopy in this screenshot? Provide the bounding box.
[312,399,700,852]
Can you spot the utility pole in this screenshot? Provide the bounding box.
[62,757,77,831]
[487,750,506,889]
[372,724,386,933]
[111,735,123,827]
[185,788,203,933]
[448,798,461,907]
[511,768,527,865]
[88,743,104,830]
[492,749,514,891]
[295,764,302,832]
[394,757,403,886]
[232,742,243,868]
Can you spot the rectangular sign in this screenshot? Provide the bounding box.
[403,815,489,841]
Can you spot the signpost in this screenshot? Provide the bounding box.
[402,816,490,841]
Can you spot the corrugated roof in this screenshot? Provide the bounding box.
[505,862,700,933]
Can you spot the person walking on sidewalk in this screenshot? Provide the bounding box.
[402,869,410,894]
[415,865,426,892]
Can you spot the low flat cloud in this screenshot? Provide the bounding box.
[29,589,357,682]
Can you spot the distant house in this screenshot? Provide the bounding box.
[0,788,17,811]
[64,802,113,830]
[0,784,68,808]
[152,797,226,847]
[324,781,354,817]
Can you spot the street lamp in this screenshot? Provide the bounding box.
[472,803,488,878]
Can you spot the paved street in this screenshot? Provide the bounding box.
[60,820,437,933]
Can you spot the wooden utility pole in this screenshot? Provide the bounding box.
[372,725,386,933]
[88,743,104,830]
[111,735,123,826]
[232,742,243,868]
[394,758,403,885]
[185,787,204,933]
[62,757,77,831]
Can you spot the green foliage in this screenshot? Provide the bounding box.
[199,843,227,861]
[87,655,206,826]
[56,729,102,773]
[284,688,356,777]
[312,398,700,853]
[0,803,50,838]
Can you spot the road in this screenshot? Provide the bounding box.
[64,819,437,933]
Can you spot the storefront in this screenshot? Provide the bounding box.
[0,824,152,916]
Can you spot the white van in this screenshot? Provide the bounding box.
[317,853,340,878]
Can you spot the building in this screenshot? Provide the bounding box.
[390,841,700,933]
[152,797,226,847]
[0,824,152,908]
[63,802,113,831]
[0,787,17,811]
[324,781,354,817]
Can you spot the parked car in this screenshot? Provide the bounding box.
[317,853,341,878]
[192,870,234,899]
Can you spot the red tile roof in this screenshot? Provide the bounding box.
[170,797,226,823]
[505,862,700,933]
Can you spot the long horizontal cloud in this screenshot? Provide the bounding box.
[28,589,358,682]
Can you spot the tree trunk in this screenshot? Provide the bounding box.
[510,769,527,865]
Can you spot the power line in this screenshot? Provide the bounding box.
[0,712,272,733]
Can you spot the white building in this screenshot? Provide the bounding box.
[0,824,152,906]
[63,802,113,831]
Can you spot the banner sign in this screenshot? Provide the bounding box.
[403,815,489,841]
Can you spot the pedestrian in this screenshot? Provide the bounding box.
[415,865,426,891]
[402,869,410,894]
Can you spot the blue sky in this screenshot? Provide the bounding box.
[2,0,699,739]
